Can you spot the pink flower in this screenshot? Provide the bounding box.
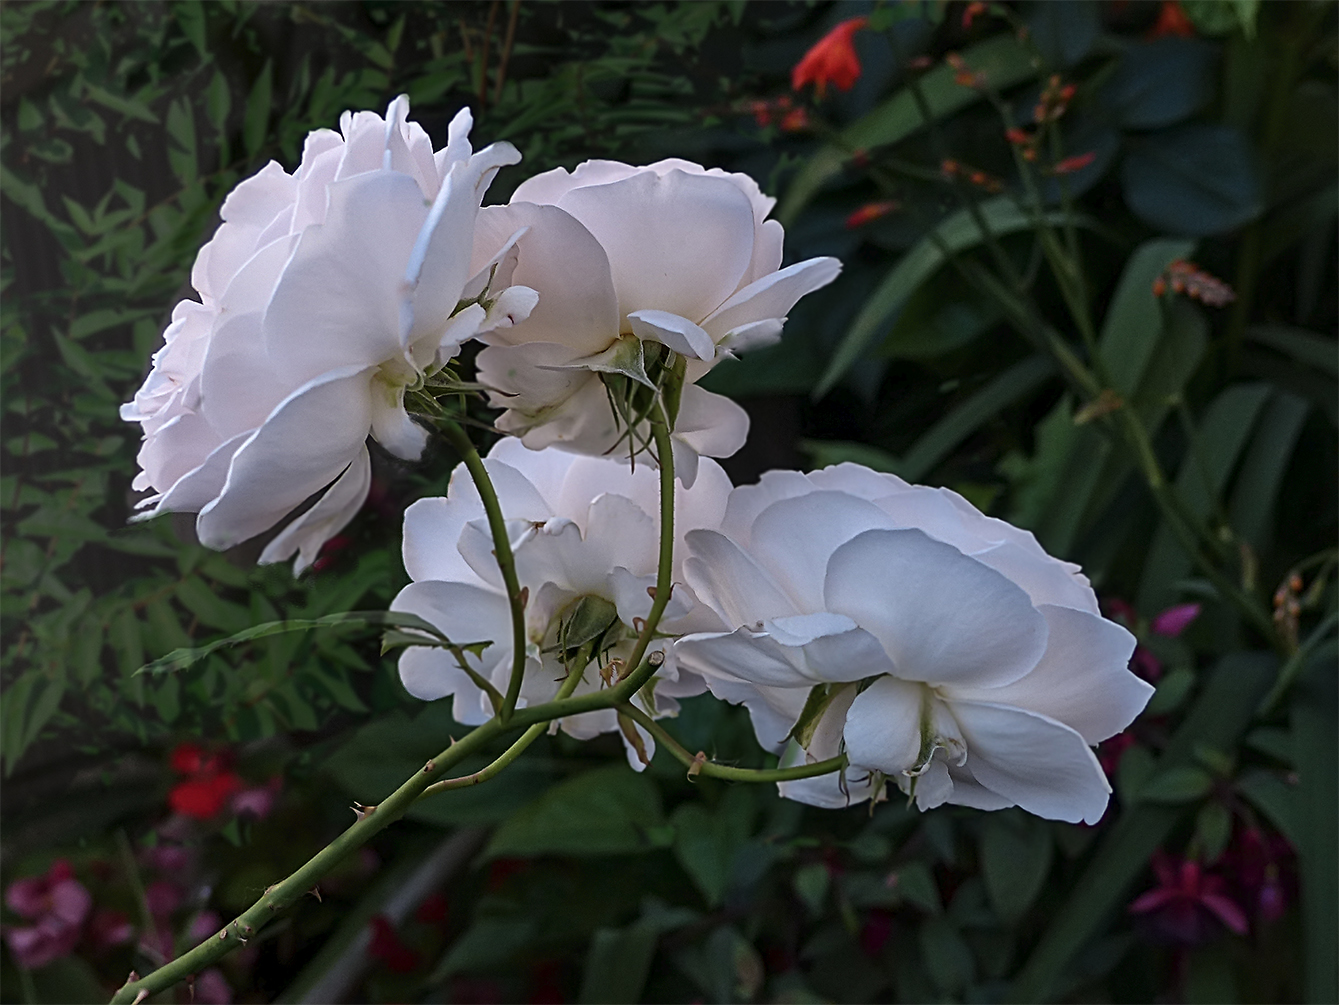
[189,909,223,943]
[1152,602,1201,638]
[2,861,92,969]
[1130,851,1248,943]
[231,777,282,820]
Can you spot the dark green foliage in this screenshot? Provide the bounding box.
[2,2,1335,1003]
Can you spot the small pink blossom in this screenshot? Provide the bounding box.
[189,909,223,942]
[1130,851,1248,943]
[2,861,92,969]
[144,879,182,921]
[1152,603,1201,638]
[231,777,282,820]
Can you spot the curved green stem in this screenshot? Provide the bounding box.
[437,420,529,722]
[420,639,594,799]
[621,404,675,676]
[616,702,847,783]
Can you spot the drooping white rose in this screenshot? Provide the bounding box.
[122,96,534,571]
[390,438,731,769]
[673,464,1154,823]
[468,158,842,486]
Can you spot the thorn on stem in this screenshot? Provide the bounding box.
[423,759,436,774]
[122,971,140,987]
[308,886,322,903]
[646,586,657,599]
[218,929,228,940]
[351,801,376,821]
[687,751,707,779]
[648,650,665,668]
[133,991,149,1005]
[517,586,529,608]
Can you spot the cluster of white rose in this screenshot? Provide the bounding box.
[125,98,1152,823]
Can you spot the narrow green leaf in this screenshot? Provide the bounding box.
[243,59,273,158]
[1245,323,1338,377]
[82,84,160,124]
[816,199,1076,397]
[897,354,1056,481]
[1228,390,1308,546]
[1098,238,1197,396]
[173,1,208,58]
[205,68,231,132]
[1137,382,1272,610]
[136,610,448,675]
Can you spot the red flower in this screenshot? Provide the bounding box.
[1149,0,1196,38]
[845,201,899,229]
[1052,151,1096,175]
[1130,851,1248,943]
[792,17,868,97]
[167,742,243,820]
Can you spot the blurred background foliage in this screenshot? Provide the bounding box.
[1,1,1335,1002]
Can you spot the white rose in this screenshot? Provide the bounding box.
[468,158,841,486]
[122,97,533,571]
[674,464,1154,823]
[390,438,731,769]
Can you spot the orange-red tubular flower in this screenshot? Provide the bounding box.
[792,17,868,97]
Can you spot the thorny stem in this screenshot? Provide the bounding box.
[418,639,594,799]
[617,703,848,784]
[437,420,529,723]
[107,653,666,1005]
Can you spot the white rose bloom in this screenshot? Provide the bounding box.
[390,438,730,769]
[674,464,1154,823]
[468,158,842,486]
[122,96,534,571]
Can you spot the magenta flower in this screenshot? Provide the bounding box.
[2,860,92,969]
[1152,602,1201,638]
[1130,851,1248,943]
[1104,599,1202,682]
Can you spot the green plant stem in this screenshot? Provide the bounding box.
[621,404,676,677]
[107,652,666,1005]
[1258,608,1339,716]
[419,640,594,799]
[615,702,848,783]
[437,419,529,723]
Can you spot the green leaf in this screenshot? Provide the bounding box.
[792,861,830,916]
[17,96,44,131]
[136,610,448,675]
[1139,765,1213,804]
[82,84,160,124]
[1228,389,1308,547]
[1009,653,1275,1003]
[919,915,975,994]
[173,1,209,58]
[979,810,1053,921]
[671,788,755,907]
[779,35,1037,225]
[1194,801,1232,862]
[166,97,197,186]
[816,197,1077,397]
[1122,125,1262,236]
[1245,323,1338,378]
[205,68,231,131]
[243,59,273,158]
[1145,666,1196,715]
[1098,238,1198,396]
[430,916,538,981]
[486,764,670,858]
[1235,769,1300,846]
[578,902,696,1005]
